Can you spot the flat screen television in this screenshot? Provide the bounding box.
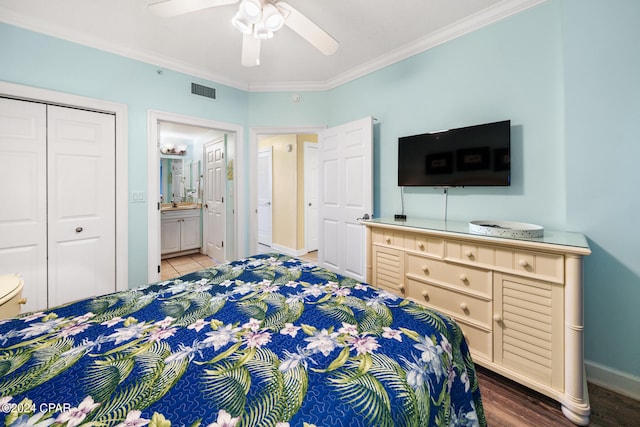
[398,120,511,187]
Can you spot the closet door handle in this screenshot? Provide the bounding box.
[75,227,83,233]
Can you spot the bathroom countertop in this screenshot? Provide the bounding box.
[160,203,201,212]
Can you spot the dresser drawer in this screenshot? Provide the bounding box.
[403,232,444,257]
[405,253,492,297]
[446,241,564,283]
[372,229,403,248]
[406,278,492,329]
[500,249,564,283]
[457,321,492,362]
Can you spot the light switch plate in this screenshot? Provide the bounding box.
[131,192,145,203]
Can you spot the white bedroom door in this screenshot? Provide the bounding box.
[257,147,273,247]
[304,143,319,252]
[318,117,373,282]
[204,139,226,262]
[0,97,48,312]
[47,105,116,307]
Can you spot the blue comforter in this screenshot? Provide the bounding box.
[0,254,485,426]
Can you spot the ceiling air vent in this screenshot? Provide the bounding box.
[191,83,216,99]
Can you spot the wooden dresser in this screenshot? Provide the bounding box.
[0,273,26,319]
[365,217,591,426]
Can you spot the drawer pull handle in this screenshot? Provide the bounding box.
[385,237,391,244]
[464,250,473,257]
[459,274,468,282]
[493,314,502,322]
[418,242,425,250]
[421,265,429,273]
[398,284,405,292]
[519,259,529,267]
[18,298,28,305]
[460,303,468,311]
[75,227,83,233]
[421,290,429,299]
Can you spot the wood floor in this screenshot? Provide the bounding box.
[476,365,640,426]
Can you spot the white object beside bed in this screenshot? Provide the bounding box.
[0,273,25,319]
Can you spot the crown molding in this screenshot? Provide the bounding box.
[1,0,547,93]
[0,6,250,91]
[250,0,548,92]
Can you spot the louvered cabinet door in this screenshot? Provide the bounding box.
[493,273,565,392]
[371,245,404,295]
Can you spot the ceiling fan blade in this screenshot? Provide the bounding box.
[241,34,261,67]
[148,0,239,17]
[277,1,339,56]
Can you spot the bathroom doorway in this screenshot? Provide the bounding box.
[147,111,244,283]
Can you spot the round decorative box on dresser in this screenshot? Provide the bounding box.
[0,273,26,319]
[365,217,592,426]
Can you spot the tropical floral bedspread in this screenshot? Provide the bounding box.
[0,253,485,427]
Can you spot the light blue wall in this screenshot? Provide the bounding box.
[325,1,567,226]
[562,0,640,377]
[248,0,640,383]
[248,91,329,127]
[1,0,638,384]
[0,23,249,288]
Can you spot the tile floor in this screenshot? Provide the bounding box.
[160,253,219,280]
[161,249,318,281]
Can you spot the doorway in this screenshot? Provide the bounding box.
[249,118,373,281]
[253,132,321,257]
[147,111,244,283]
[257,147,273,247]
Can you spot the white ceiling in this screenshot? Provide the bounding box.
[0,0,544,91]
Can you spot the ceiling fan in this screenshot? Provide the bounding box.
[148,0,339,67]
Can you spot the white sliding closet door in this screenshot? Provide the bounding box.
[47,105,116,307]
[0,98,116,312]
[0,98,48,312]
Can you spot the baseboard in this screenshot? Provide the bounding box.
[269,244,308,258]
[585,359,640,401]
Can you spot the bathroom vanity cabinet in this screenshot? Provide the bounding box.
[161,209,201,258]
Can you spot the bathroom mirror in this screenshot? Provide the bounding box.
[159,121,214,205]
[160,157,201,203]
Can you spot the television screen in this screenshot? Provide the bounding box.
[398,120,511,187]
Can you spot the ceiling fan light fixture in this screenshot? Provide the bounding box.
[262,3,284,32]
[231,11,253,34]
[254,21,273,39]
[239,0,262,24]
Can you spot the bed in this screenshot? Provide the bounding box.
[0,253,485,426]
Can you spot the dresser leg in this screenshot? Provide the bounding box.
[561,404,590,426]
[561,369,590,426]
